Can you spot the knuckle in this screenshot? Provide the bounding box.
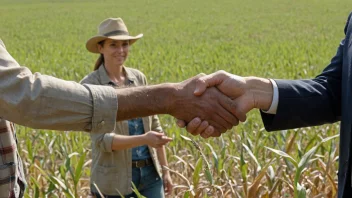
[196,78,206,86]
[218,70,227,76]
[195,78,202,83]
[229,100,237,110]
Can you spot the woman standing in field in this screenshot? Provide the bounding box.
[81,18,173,198]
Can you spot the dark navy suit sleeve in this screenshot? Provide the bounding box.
[261,12,352,131]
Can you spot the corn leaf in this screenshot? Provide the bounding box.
[265,147,297,167]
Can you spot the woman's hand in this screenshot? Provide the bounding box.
[143,131,172,148]
[162,171,173,195]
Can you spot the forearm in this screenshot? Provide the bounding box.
[0,67,117,132]
[261,78,341,131]
[111,134,147,150]
[0,42,117,133]
[116,83,176,121]
[156,146,169,174]
[244,77,273,111]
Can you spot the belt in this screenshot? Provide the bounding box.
[132,158,153,168]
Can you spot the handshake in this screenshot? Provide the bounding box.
[169,70,274,138]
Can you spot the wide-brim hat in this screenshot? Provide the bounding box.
[86,18,143,53]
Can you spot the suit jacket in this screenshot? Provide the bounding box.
[261,12,352,197]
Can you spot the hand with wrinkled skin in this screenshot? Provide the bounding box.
[176,118,215,138]
[177,71,273,136]
[169,74,242,137]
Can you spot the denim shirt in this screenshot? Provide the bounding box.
[128,118,151,160]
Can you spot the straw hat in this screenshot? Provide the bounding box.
[86,18,143,53]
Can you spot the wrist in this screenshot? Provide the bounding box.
[162,83,178,115]
[162,168,170,175]
[244,77,273,111]
[139,134,149,145]
[115,83,177,120]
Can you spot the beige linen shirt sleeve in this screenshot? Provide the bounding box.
[151,115,163,132]
[0,40,117,133]
[80,73,116,152]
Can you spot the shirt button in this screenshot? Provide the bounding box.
[98,120,105,129]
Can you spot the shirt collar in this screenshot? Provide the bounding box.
[98,64,136,86]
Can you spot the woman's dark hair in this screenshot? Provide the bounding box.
[93,40,105,71]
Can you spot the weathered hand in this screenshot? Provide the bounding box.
[170,74,240,136]
[194,70,256,120]
[177,71,273,135]
[176,118,215,138]
[143,131,172,148]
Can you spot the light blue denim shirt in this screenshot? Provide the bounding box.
[128,118,151,160]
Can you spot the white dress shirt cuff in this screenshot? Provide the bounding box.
[261,79,278,114]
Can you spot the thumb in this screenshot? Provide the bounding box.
[176,119,186,128]
[161,136,173,141]
[194,71,227,96]
[154,132,165,137]
[194,77,209,96]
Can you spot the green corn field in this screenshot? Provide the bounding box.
[1,0,351,197]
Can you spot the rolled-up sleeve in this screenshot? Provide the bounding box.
[80,71,117,152]
[83,84,118,133]
[90,132,115,152]
[152,115,163,132]
[0,40,117,133]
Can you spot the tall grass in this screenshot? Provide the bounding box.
[1,0,351,197]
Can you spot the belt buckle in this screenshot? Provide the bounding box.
[136,160,144,168]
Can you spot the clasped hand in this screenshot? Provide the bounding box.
[173,71,256,138]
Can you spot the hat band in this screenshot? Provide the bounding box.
[103,30,129,37]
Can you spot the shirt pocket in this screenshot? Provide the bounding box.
[92,165,128,195]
